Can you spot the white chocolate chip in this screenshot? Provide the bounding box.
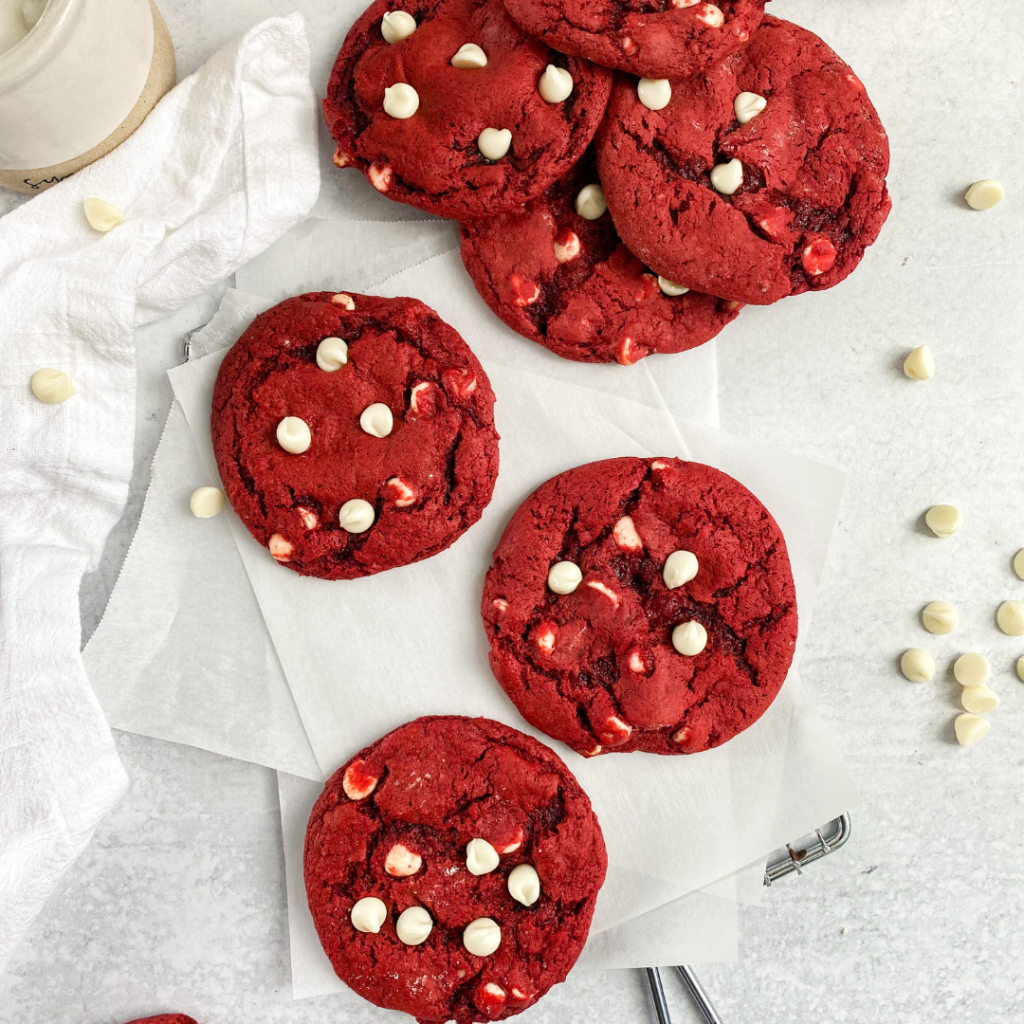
[478,127,512,160]
[695,2,724,27]
[954,652,990,688]
[360,402,394,438]
[637,78,671,111]
[900,648,935,683]
[466,838,500,875]
[586,579,620,607]
[350,896,387,933]
[965,179,1003,211]
[1014,548,1024,581]
[383,83,419,119]
[343,760,378,800]
[298,507,319,530]
[954,713,990,747]
[30,367,76,404]
[507,863,541,906]
[997,600,1024,636]
[538,64,573,103]
[616,335,638,366]
[478,983,507,1010]
[629,649,646,673]
[922,601,957,635]
[385,843,422,877]
[903,345,934,380]
[494,829,523,854]
[396,906,433,945]
[83,197,123,232]
[331,293,356,310]
[333,148,350,168]
[268,534,293,562]
[961,685,999,714]
[463,917,501,956]
[672,621,707,656]
[575,184,606,220]
[670,0,699,5]
[369,163,393,192]
[663,550,698,589]
[451,43,487,68]
[734,91,767,124]
[710,158,743,195]
[316,337,349,371]
[409,381,434,414]
[387,477,416,507]
[658,276,689,296]
[534,625,556,653]
[547,561,582,595]
[190,486,225,519]
[613,515,643,552]
[925,504,961,538]
[277,417,311,454]
[339,498,375,534]
[554,230,580,263]
[381,10,416,43]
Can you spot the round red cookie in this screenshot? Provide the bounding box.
[459,148,742,365]
[481,457,797,756]
[323,0,612,219]
[123,1017,198,1024]
[595,16,891,305]
[304,716,606,1022]
[501,0,766,81]
[212,292,499,580]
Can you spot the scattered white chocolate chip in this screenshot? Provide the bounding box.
[298,507,319,530]
[1014,549,1024,581]
[369,163,393,192]
[339,498,375,534]
[637,78,671,111]
[961,685,999,714]
[900,648,935,683]
[477,983,507,1011]
[385,843,422,877]
[343,760,378,800]
[734,91,767,125]
[629,649,647,673]
[586,579,620,606]
[333,148,350,168]
[695,2,724,26]
[409,381,433,414]
[478,127,512,160]
[360,402,394,438]
[538,64,573,103]
[463,917,501,956]
[534,625,556,653]
[658,276,689,296]
[964,179,1003,211]
[548,561,582,595]
[922,600,957,635]
[554,230,580,263]
[331,293,356,310]
[268,534,293,562]
[383,83,419,119]
[997,599,1024,636]
[451,43,487,68]
[903,344,934,381]
[277,417,311,454]
[30,368,76,404]
[466,838,500,875]
[316,336,349,372]
[953,652,990,688]
[350,896,387,933]
[387,477,416,507]
[1018,655,1024,683]
[507,863,541,906]
[672,621,707,656]
[575,183,606,220]
[613,515,643,552]
[494,829,523,854]
[663,550,698,589]
[710,158,743,195]
[396,906,433,945]
[381,10,416,43]
[190,486,225,519]
[83,198,123,232]
[954,713,990,747]
[925,504,961,538]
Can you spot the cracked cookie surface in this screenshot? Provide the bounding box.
[595,15,891,305]
[212,293,499,580]
[304,716,606,1022]
[482,457,797,756]
[459,148,741,364]
[323,0,612,219]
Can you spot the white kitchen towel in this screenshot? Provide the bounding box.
[0,14,319,973]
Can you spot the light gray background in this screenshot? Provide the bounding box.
[3,0,1024,1021]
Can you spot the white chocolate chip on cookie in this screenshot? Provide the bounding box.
[539,64,573,103]
[463,917,501,956]
[342,759,378,800]
[548,561,582,595]
[507,863,541,906]
[478,127,512,160]
[316,337,349,371]
[663,550,698,589]
[385,844,422,877]
[451,43,487,68]
[359,402,394,438]
[383,83,419,119]
[613,515,643,552]
[396,906,433,945]
[575,183,606,220]
[350,896,387,933]
[381,10,416,43]
[672,621,707,656]
[339,498,375,534]
[637,78,671,111]
[277,417,311,454]
[466,838,500,875]
[658,276,689,296]
[710,159,743,195]
[734,91,767,124]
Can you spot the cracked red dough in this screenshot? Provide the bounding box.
[304,716,606,1022]
[459,149,741,365]
[501,0,766,81]
[212,293,499,580]
[595,15,891,305]
[124,1017,198,1024]
[481,457,797,756]
[322,0,612,219]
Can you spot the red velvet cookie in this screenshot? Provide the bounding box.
[501,0,766,81]
[212,293,499,580]
[304,716,606,1022]
[482,457,797,756]
[323,0,612,219]
[596,16,891,305]
[123,1017,198,1024]
[460,148,741,364]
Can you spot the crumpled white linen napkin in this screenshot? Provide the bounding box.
[0,14,319,973]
